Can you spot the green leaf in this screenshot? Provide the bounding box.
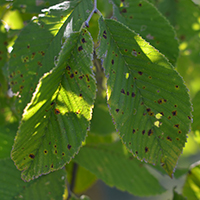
[173,188,187,200]
[11,30,96,181]
[0,124,18,159]
[183,161,200,200]
[111,0,179,65]
[12,0,64,13]
[74,142,166,196]
[7,0,93,115]
[66,162,97,194]
[97,17,192,177]
[192,91,200,131]
[0,22,8,96]
[0,158,66,200]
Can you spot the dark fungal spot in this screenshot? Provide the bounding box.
[149,111,154,116]
[51,163,53,168]
[142,86,146,89]
[158,99,163,104]
[79,75,83,79]
[139,3,142,6]
[141,102,144,105]
[121,89,125,94]
[188,116,191,120]
[111,59,114,65]
[54,108,60,114]
[127,91,129,96]
[70,73,74,78]
[20,85,24,90]
[75,71,78,75]
[174,104,177,108]
[172,110,177,116]
[37,61,42,67]
[124,49,128,52]
[10,74,13,78]
[148,76,152,79]
[54,144,57,148]
[103,30,107,39]
[81,38,86,43]
[160,112,164,116]
[168,116,171,120]
[20,74,23,78]
[27,45,30,49]
[78,46,83,51]
[50,102,54,106]
[116,109,119,113]
[55,150,57,154]
[146,108,151,112]
[176,138,180,141]
[29,154,35,159]
[86,74,90,82]
[175,85,179,89]
[67,144,72,150]
[41,51,45,56]
[79,93,83,97]
[138,71,143,75]
[178,130,182,134]
[174,124,180,129]
[145,147,149,153]
[44,150,48,154]
[62,152,65,156]
[142,130,145,135]
[163,99,167,103]
[66,65,71,70]
[166,136,172,141]
[132,92,135,97]
[133,129,136,134]
[121,8,127,13]
[148,129,153,136]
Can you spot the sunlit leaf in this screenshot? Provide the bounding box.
[11,30,96,181]
[97,17,192,176]
[74,142,166,196]
[183,161,200,200]
[111,0,179,65]
[7,0,93,115]
[0,158,66,200]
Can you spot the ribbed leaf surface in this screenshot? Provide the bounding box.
[0,158,66,200]
[111,0,179,65]
[11,30,96,181]
[97,17,192,176]
[74,142,166,196]
[7,0,93,115]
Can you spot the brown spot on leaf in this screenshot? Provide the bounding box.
[148,129,153,136]
[121,8,127,13]
[116,109,119,113]
[78,46,83,51]
[121,89,125,94]
[67,144,72,150]
[29,154,35,159]
[132,92,135,97]
[172,110,177,116]
[44,150,48,154]
[139,3,142,6]
[145,147,149,153]
[66,66,71,70]
[175,85,179,89]
[142,130,145,135]
[166,136,172,141]
[138,71,143,75]
[54,109,60,114]
[188,116,191,120]
[82,38,86,43]
[127,91,129,96]
[70,73,74,78]
[133,129,136,134]
[174,124,180,129]
[51,163,53,168]
[135,151,138,155]
[86,74,90,82]
[55,150,57,154]
[111,59,114,65]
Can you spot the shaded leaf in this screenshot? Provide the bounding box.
[173,188,187,200]
[183,161,200,200]
[111,0,179,65]
[74,142,166,196]
[97,17,192,176]
[0,158,66,200]
[11,30,96,181]
[7,0,93,115]
[66,162,97,194]
[192,91,200,131]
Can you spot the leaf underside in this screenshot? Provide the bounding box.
[97,17,192,176]
[11,30,96,181]
[74,142,166,196]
